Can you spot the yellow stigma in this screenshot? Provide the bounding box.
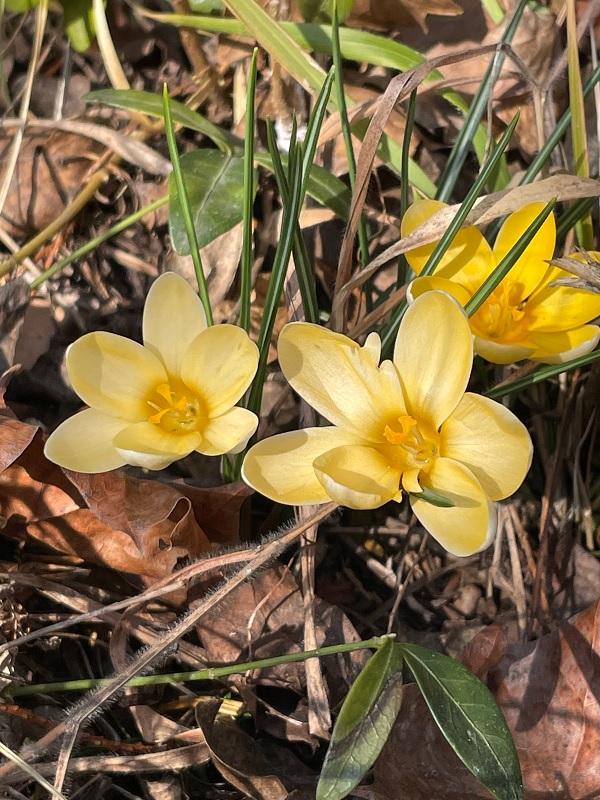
[147,383,204,434]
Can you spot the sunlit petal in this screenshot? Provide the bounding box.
[242,427,363,505]
[44,409,127,473]
[407,276,471,305]
[524,284,600,332]
[493,203,556,302]
[181,325,259,416]
[411,458,496,556]
[199,407,258,456]
[529,325,600,364]
[278,323,406,441]
[113,422,202,469]
[313,445,401,509]
[67,332,167,421]
[402,200,494,286]
[143,272,207,378]
[441,393,532,500]
[394,292,472,429]
[473,336,535,364]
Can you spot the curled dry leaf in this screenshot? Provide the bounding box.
[347,0,462,31]
[368,600,600,799]
[0,417,247,579]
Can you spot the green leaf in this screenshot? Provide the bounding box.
[5,0,39,9]
[169,151,250,254]
[317,638,404,800]
[60,0,95,52]
[299,0,354,22]
[410,487,455,508]
[399,643,523,800]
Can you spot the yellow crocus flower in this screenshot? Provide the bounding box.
[403,200,600,364]
[242,292,532,556]
[45,272,259,473]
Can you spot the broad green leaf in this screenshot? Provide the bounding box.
[399,643,523,800]
[5,0,39,9]
[169,151,250,254]
[84,89,353,220]
[316,638,404,800]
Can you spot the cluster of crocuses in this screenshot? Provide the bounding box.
[45,204,600,557]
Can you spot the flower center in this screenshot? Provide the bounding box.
[147,383,204,434]
[383,414,437,473]
[473,281,526,340]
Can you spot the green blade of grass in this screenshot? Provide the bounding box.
[239,47,258,333]
[486,349,600,399]
[163,84,213,324]
[435,0,529,202]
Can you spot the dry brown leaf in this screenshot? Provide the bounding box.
[0,418,250,579]
[196,699,289,800]
[0,278,30,375]
[369,600,600,799]
[347,0,462,31]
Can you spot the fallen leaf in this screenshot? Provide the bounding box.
[347,0,463,31]
[0,278,30,376]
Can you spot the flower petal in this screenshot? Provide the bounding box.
[181,325,259,417]
[44,409,127,473]
[113,422,202,470]
[524,283,600,332]
[411,458,496,556]
[199,407,258,456]
[407,276,471,306]
[278,323,406,441]
[440,393,532,501]
[402,200,494,286]
[493,203,556,301]
[143,272,207,379]
[528,325,600,364]
[242,427,363,505]
[313,445,401,509]
[67,332,167,421]
[393,291,472,429]
[473,335,535,364]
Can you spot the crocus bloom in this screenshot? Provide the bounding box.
[45,272,259,472]
[242,291,532,556]
[402,200,600,364]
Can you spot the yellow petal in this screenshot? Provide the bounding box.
[525,284,600,332]
[66,332,167,421]
[407,276,471,306]
[440,393,532,501]
[473,335,535,364]
[402,199,494,286]
[278,323,406,442]
[411,458,496,556]
[113,422,202,470]
[394,291,472,429]
[493,203,556,301]
[199,407,258,456]
[528,325,600,364]
[181,325,259,417]
[313,445,401,509]
[242,427,362,505]
[142,272,207,379]
[44,409,127,473]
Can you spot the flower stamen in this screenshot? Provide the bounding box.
[147,383,204,434]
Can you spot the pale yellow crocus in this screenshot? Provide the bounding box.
[242,291,532,556]
[45,272,259,472]
[403,201,600,364]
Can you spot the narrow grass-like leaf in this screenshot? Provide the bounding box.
[247,137,304,417]
[399,643,523,800]
[486,349,600,399]
[163,85,213,323]
[0,741,67,800]
[380,113,520,355]
[464,199,556,317]
[317,638,404,800]
[567,0,593,248]
[436,0,528,202]
[556,196,598,240]
[398,88,417,287]
[239,47,258,333]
